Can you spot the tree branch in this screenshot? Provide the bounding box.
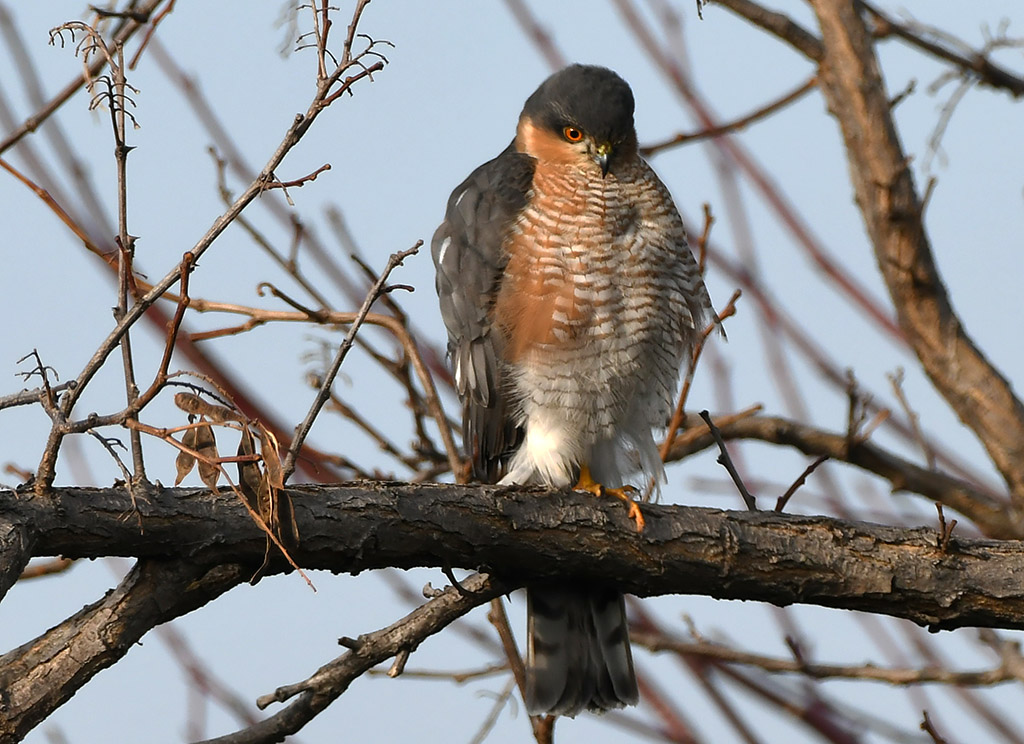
[0,0,167,156]
[859,1,1024,99]
[5,483,1024,634]
[631,631,1024,687]
[666,413,1016,538]
[805,1,1024,500]
[197,572,509,744]
[0,558,245,743]
[712,0,824,61]
[0,518,32,604]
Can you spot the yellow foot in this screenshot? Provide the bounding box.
[574,464,646,532]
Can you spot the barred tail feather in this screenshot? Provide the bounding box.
[525,585,638,717]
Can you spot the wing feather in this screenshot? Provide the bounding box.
[431,142,534,481]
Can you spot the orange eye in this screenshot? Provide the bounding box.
[563,126,584,142]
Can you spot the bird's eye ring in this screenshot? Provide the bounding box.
[563,126,584,142]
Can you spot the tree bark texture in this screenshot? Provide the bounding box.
[0,559,244,743]
[4,483,1024,632]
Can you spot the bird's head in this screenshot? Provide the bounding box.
[516,64,638,179]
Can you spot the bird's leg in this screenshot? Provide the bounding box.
[574,464,645,532]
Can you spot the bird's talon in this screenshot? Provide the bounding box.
[626,501,645,532]
[574,465,645,531]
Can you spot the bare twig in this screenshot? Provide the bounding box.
[659,290,739,466]
[366,661,509,684]
[29,18,389,491]
[641,75,817,156]
[699,410,756,510]
[636,629,1024,687]
[0,0,165,155]
[178,293,461,480]
[281,243,420,482]
[860,1,1024,98]
[935,503,958,554]
[193,573,509,744]
[666,411,1014,538]
[920,710,951,744]
[889,367,936,470]
[468,678,519,744]
[774,455,828,512]
[502,0,567,70]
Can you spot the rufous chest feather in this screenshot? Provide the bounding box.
[494,162,650,364]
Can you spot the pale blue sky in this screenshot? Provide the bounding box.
[2,2,1023,742]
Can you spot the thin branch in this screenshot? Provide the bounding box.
[699,410,756,510]
[634,631,1024,687]
[281,243,420,482]
[666,412,1015,538]
[0,0,165,155]
[502,0,567,70]
[195,572,509,744]
[659,290,740,468]
[711,0,824,60]
[30,26,388,491]
[641,75,817,156]
[920,710,951,744]
[180,299,461,481]
[860,1,1024,98]
[0,157,102,254]
[774,454,829,512]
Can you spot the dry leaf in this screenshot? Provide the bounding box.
[258,424,284,491]
[237,426,262,511]
[174,426,198,485]
[194,420,220,491]
[174,391,241,423]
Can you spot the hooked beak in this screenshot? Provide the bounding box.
[595,142,613,178]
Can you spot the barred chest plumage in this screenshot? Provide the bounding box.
[493,157,694,467]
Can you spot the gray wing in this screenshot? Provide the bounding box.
[431,142,534,482]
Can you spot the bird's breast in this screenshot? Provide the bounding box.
[495,163,683,368]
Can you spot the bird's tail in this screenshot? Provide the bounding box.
[524,584,639,717]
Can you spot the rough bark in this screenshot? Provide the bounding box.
[0,559,245,743]
[4,482,1024,632]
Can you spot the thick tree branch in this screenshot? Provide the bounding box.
[5,483,1024,634]
[804,1,1024,502]
[667,413,1016,539]
[0,558,245,743]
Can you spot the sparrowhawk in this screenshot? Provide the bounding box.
[432,64,718,717]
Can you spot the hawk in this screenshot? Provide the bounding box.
[431,64,718,717]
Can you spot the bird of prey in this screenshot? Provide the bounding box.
[432,64,718,717]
